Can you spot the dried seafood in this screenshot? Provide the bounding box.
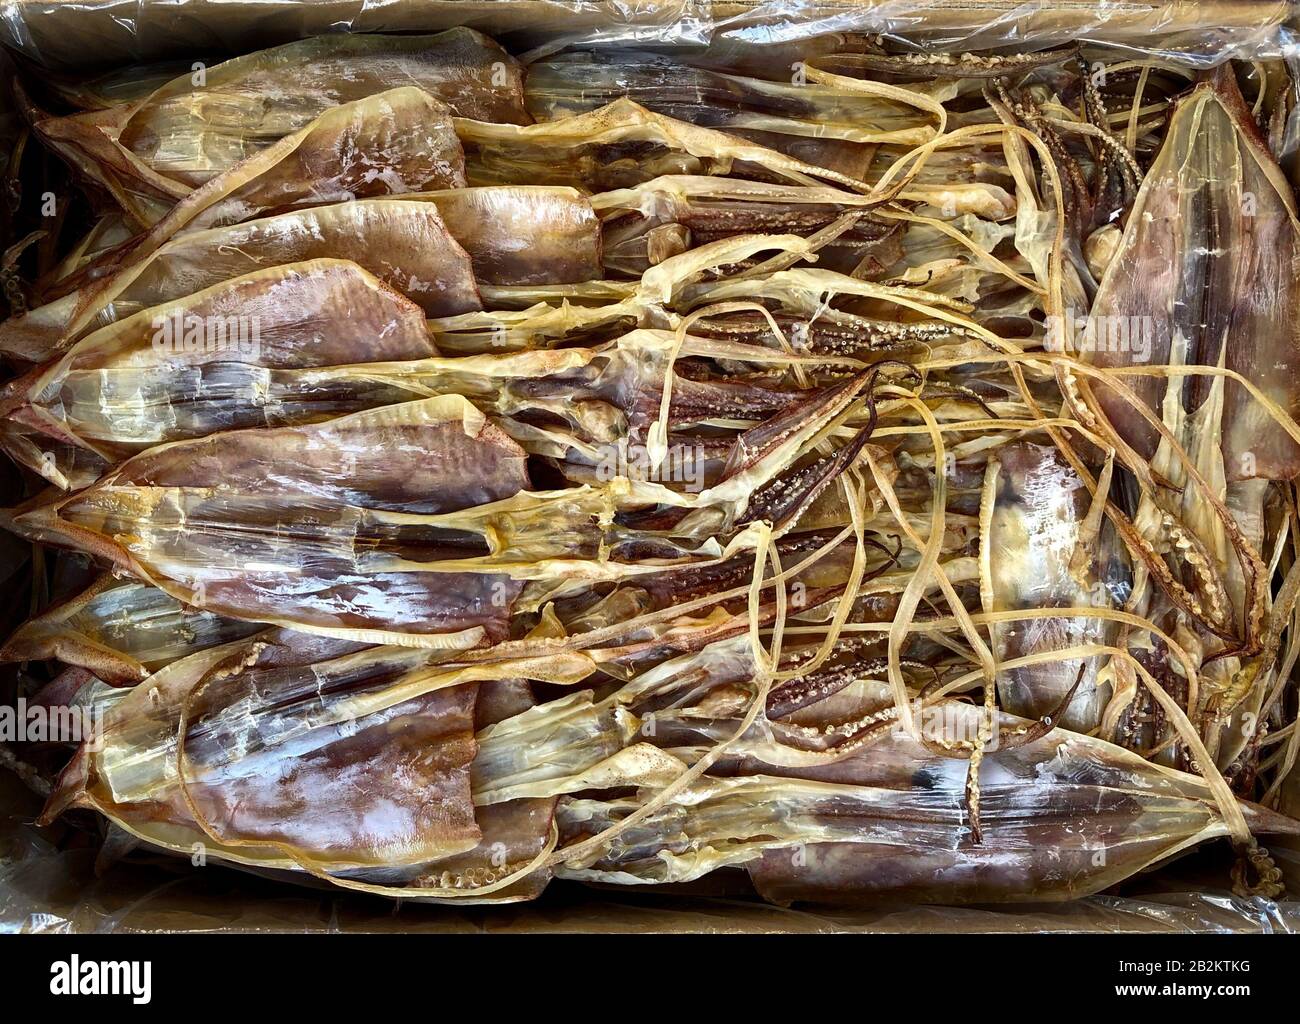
[2,29,1299,911]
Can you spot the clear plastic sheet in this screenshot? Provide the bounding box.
[0,1,714,71]
[710,1,1295,67]
[0,1,1292,70]
[2,0,1300,934]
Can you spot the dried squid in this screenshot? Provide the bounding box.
[4,28,1300,914]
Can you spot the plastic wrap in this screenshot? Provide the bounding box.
[2,0,1300,934]
[0,1,714,70]
[709,1,1295,66]
[0,1,1293,70]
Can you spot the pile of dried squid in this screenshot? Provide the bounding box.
[1,28,1299,906]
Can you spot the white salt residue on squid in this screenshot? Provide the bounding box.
[980,440,1131,733]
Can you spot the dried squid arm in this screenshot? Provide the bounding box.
[429,299,644,355]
